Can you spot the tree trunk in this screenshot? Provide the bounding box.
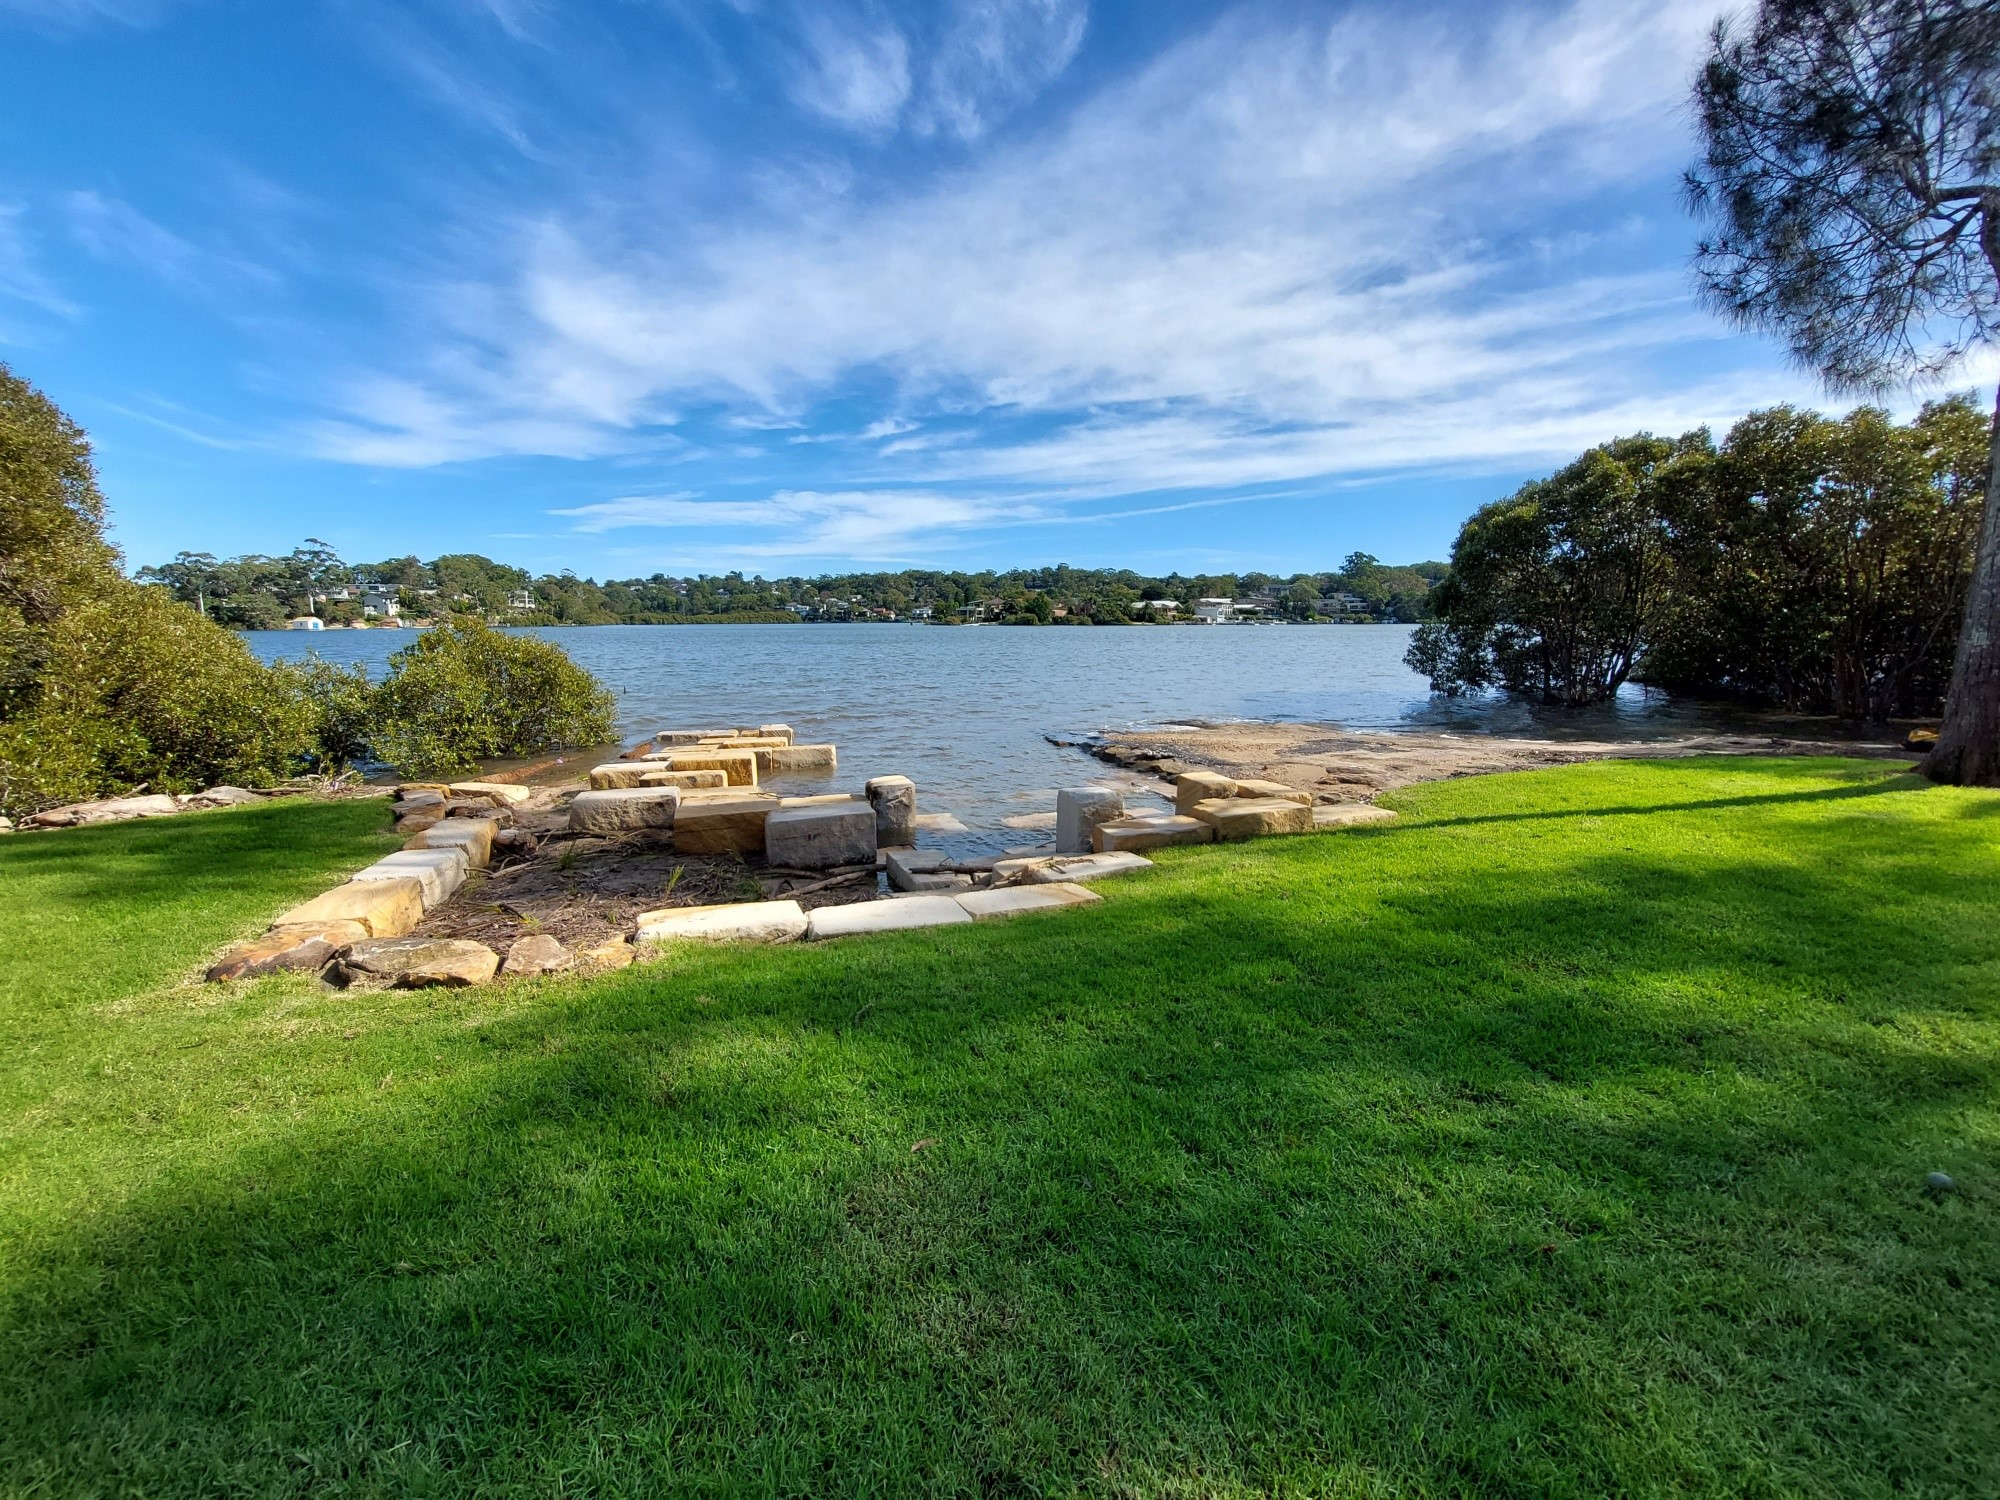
[1922,383,2000,786]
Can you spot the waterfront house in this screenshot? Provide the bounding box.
[360,590,400,620]
[287,616,324,631]
[1193,597,1234,624]
[506,589,536,610]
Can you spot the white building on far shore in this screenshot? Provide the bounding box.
[1193,597,1234,624]
[287,616,324,631]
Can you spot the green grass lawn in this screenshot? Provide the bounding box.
[1,759,1996,1498]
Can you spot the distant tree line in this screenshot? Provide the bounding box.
[1410,398,1988,720]
[135,549,1448,628]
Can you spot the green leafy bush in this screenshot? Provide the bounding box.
[363,619,616,777]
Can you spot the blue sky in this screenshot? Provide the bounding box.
[0,0,1870,577]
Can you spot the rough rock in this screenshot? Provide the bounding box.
[1231,778,1312,806]
[0,816,12,834]
[1312,804,1398,830]
[438,798,514,826]
[501,933,572,977]
[765,801,877,869]
[807,895,972,939]
[394,790,446,814]
[334,937,499,988]
[635,899,809,945]
[575,935,636,970]
[446,781,533,808]
[1192,796,1313,841]
[397,782,453,799]
[1095,815,1215,853]
[569,787,681,834]
[1025,851,1153,883]
[662,748,759,786]
[1174,771,1237,816]
[409,816,498,867]
[350,848,470,908]
[673,792,778,854]
[639,768,728,791]
[395,813,443,835]
[28,793,181,828]
[866,775,918,846]
[185,785,264,808]
[956,882,1101,919]
[273,877,426,938]
[1055,787,1125,854]
[206,920,367,982]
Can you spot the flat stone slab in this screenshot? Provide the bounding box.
[1312,804,1398,830]
[207,920,367,982]
[570,787,680,834]
[756,723,795,743]
[1232,778,1312,806]
[351,848,470,908]
[758,744,837,773]
[1193,796,1314,841]
[991,851,1153,884]
[1095,815,1216,853]
[673,793,778,855]
[807,895,972,940]
[1056,786,1124,854]
[447,781,532,808]
[885,847,948,891]
[274,877,426,938]
[766,801,876,868]
[408,817,497,867]
[185,785,263,808]
[779,793,866,809]
[662,748,759,786]
[588,762,654,790]
[1175,771,1237,816]
[914,812,969,833]
[641,768,728,790]
[956,882,1101,919]
[635,900,808,945]
[501,933,573,976]
[27,793,180,828]
[334,937,499,988]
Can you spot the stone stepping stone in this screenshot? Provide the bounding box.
[635,900,808,945]
[1175,771,1237,815]
[1231,779,1312,806]
[807,895,971,940]
[640,768,728,790]
[660,748,759,786]
[569,787,680,834]
[1023,852,1152,884]
[1192,796,1313,841]
[955,882,1100,920]
[408,817,498,867]
[351,848,470,909]
[274,877,426,938]
[1095,815,1215,853]
[1056,787,1124,853]
[866,775,916,845]
[757,744,837,772]
[673,793,778,854]
[765,802,876,869]
[446,781,532,808]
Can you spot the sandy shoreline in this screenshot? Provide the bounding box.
[1074,722,1921,803]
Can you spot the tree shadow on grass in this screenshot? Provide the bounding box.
[2,775,1996,1497]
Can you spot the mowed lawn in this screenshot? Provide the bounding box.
[1,759,1996,1498]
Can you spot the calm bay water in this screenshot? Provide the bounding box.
[247,623,1778,850]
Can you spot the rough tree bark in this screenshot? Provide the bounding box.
[1922,377,2000,786]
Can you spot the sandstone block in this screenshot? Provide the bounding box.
[673,793,778,854]
[396,813,443,835]
[569,787,681,834]
[635,899,808,945]
[757,724,795,743]
[807,895,971,940]
[1312,804,1399,830]
[186,785,263,808]
[640,768,728,791]
[501,934,572,977]
[664,749,758,786]
[779,793,865,809]
[757,744,837,773]
[351,848,470,908]
[885,847,948,891]
[866,775,917,846]
[651,729,729,746]
[393,790,446,811]
[588,762,653,790]
[765,802,877,869]
[1175,771,1237,816]
[1192,796,1313,841]
[1024,851,1153,884]
[28,793,180,828]
[1232,778,1312,806]
[397,782,453,800]
[1056,787,1124,854]
[447,781,532,808]
[576,935,636,970]
[1095,815,1216,853]
[207,920,366,982]
[273,877,425,938]
[956,882,1102,919]
[334,937,499,988]
[409,816,497,868]
[705,736,787,750]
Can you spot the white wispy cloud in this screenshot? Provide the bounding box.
[790,5,913,135]
[554,487,1045,559]
[0,0,177,26]
[0,202,76,319]
[309,0,1781,526]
